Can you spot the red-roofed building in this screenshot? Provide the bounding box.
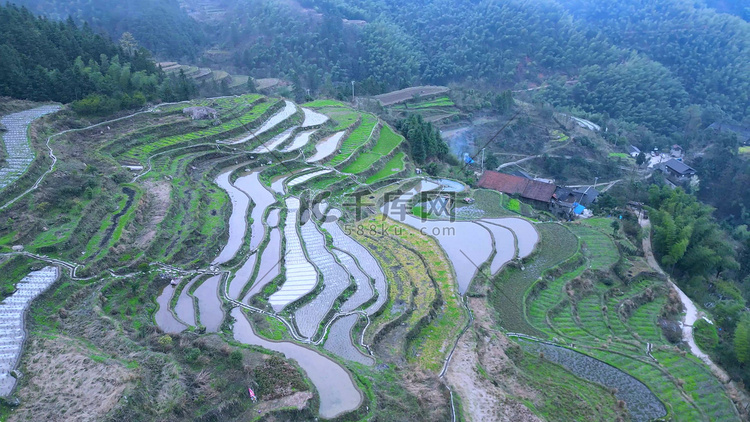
[477,171,557,207]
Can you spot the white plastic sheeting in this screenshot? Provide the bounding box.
[268,198,317,311]
[0,266,58,396]
[0,105,60,190]
[293,221,350,338]
[322,211,387,315]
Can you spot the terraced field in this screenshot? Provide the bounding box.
[519,219,740,421]
[343,124,404,174]
[328,114,378,166]
[4,94,738,421]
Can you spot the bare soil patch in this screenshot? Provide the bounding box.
[10,336,134,422]
[374,86,449,106]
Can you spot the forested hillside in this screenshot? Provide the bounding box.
[9,0,206,59]
[0,4,197,113]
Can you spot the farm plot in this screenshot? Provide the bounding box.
[480,218,538,259]
[488,223,578,335]
[193,275,223,332]
[234,171,275,251]
[0,266,58,396]
[324,314,374,366]
[154,284,186,333]
[332,249,374,312]
[322,214,387,315]
[365,152,406,184]
[268,198,317,311]
[342,124,403,174]
[568,224,619,270]
[373,86,449,106]
[123,99,277,161]
[392,96,455,109]
[243,228,281,302]
[212,166,250,265]
[174,276,198,326]
[300,108,329,127]
[0,105,60,191]
[302,100,349,108]
[223,100,298,145]
[651,350,738,421]
[287,169,333,188]
[293,220,351,339]
[282,129,316,152]
[476,222,516,274]
[307,131,346,163]
[251,126,297,153]
[227,253,257,300]
[516,340,667,422]
[328,114,379,166]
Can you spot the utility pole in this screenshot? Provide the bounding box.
[481,148,486,173]
[351,80,355,102]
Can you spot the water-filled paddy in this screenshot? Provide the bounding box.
[243,228,281,303]
[155,285,187,333]
[232,308,362,418]
[234,171,275,251]
[193,275,223,332]
[212,166,250,264]
[307,131,346,162]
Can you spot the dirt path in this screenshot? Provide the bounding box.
[444,298,542,422]
[639,216,750,413]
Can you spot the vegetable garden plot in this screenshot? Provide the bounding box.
[0,105,60,191]
[193,275,223,332]
[268,198,318,311]
[294,221,351,339]
[234,171,275,251]
[0,266,58,397]
[322,213,387,315]
[324,314,374,366]
[243,228,281,302]
[307,131,346,163]
[517,340,666,422]
[223,100,297,145]
[332,249,374,312]
[477,222,517,274]
[328,114,378,166]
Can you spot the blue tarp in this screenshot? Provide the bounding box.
[573,202,586,215]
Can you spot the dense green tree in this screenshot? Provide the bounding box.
[0,4,194,111]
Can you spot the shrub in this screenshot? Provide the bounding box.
[694,319,719,352]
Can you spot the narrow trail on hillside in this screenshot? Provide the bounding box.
[639,216,750,412]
